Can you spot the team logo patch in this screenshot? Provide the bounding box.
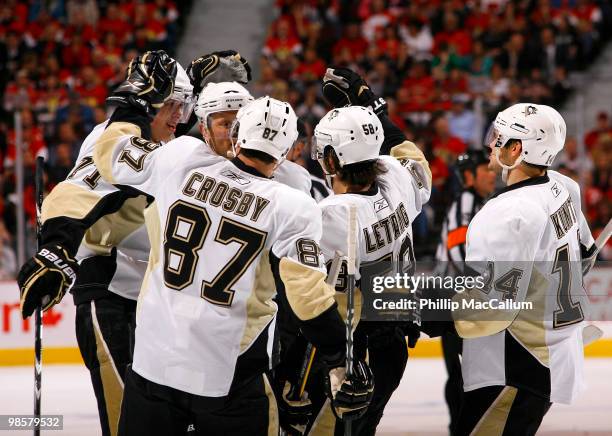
[221,169,251,185]
[400,160,425,189]
[374,198,389,212]
[524,105,538,116]
[551,183,561,198]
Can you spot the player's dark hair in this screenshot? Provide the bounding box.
[523,161,548,171]
[240,148,277,165]
[325,147,387,188]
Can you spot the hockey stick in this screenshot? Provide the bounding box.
[33,156,44,436]
[288,251,346,403]
[579,218,612,348]
[344,204,358,436]
[593,217,612,257]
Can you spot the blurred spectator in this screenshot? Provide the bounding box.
[333,22,368,63]
[432,116,467,162]
[4,109,47,169]
[399,20,433,61]
[448,96,477,146]
[584,111,612,149]
[47,143,74,186]
[263,18,303,62]
[361,0,394,42]
[554,136,594,174]
[293,48,326,81]
[3,69,38,112]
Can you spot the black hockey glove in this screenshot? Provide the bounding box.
[326,359,374,421]
[278,381,313,436]
[322,67,387,116]
[187,50,252,95]
[17,245,78,319]
[106,50,177,118]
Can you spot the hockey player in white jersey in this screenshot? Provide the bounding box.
[450,103,597,435]
[195,80,312,195]
[91,75,374,434]
[309,106,431,435]
[289,65,431,436]
[17,49,250,436]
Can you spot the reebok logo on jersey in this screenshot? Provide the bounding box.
[221,169,250,185]
[39,248,76,281]
[374,198,389,212]
[551,183,561,198]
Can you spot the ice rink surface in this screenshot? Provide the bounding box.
[1,358,611,435]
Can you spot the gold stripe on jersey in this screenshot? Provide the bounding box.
[41,182,103,222]
[82,196,148,255]
[93,121,141,184]
[279,258,336,321]
[508,268,550,366]
[262,373,279,436]
[139,202,161,305]
[390,140,432,190]
[471,386,517,436]
[453,286,514,339]
[91,302,124,436]
[240,252,277,352]
[309,398,337,436]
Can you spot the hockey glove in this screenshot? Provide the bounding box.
[17,245,78,319]
[326,359,374,421]
[106,50,177,118]
[187,50,252,95]
[322,67,387,116]
[278,381,313,436]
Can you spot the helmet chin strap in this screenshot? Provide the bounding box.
[495,147,523,183]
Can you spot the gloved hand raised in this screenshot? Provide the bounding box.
[106,50,178,118]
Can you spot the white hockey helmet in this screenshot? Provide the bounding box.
[167,62,195,123]
[485,103,566,173]
[313,106,383,175]
[194,81,253,126]
[230,96,298,161]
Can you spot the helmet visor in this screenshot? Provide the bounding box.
[164,95,194,124]
[484,123,503,150]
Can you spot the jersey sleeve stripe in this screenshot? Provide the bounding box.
[93,121,142,185]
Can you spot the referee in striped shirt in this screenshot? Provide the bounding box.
[435,149,496,434]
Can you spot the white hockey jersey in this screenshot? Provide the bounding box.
[92,123,341,397]
[274,159,312,195]
[455,170,595,404]
[42,120,150,301]
[318,141,432,319]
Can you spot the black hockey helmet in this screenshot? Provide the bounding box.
[455,149,489,185]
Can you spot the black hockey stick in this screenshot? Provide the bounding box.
[344,204,358,436]
[33,156,44,436]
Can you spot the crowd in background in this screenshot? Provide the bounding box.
[1,0,611,279]
[257,0,612,258]
[0,0,191,278]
